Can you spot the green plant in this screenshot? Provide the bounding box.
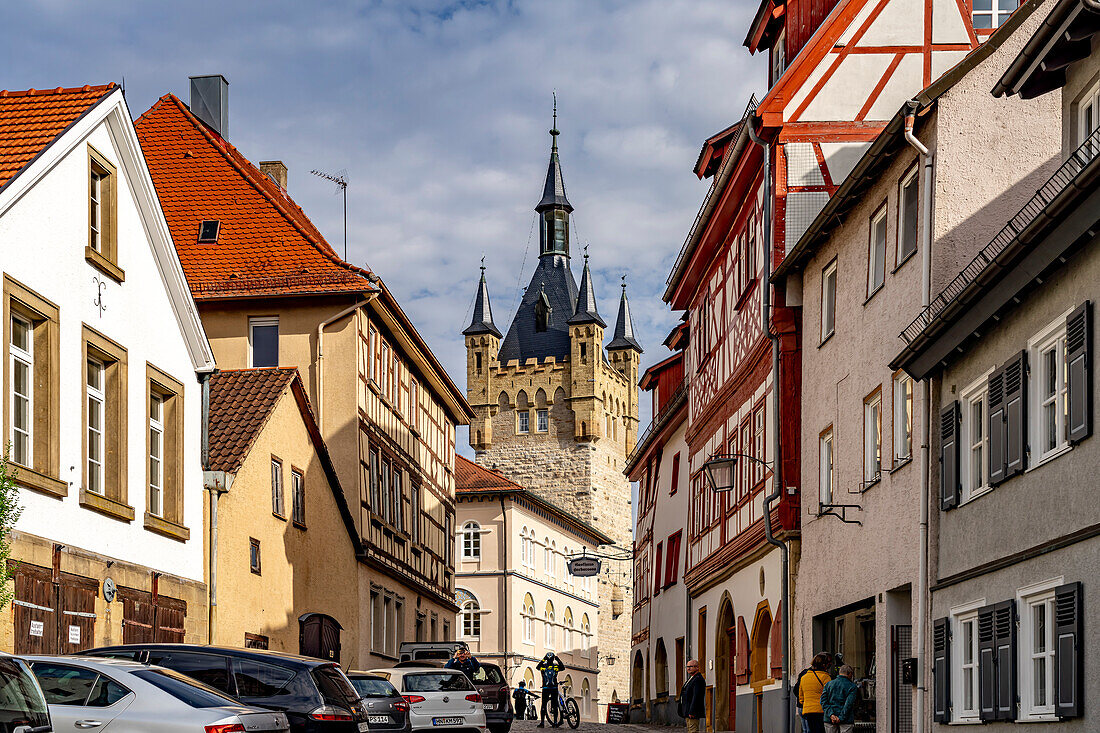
[0,449,23,608]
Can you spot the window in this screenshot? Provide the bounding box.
[523,594,535,643]
[537,408,549,432]
[893,372,912,462]
[665,530,682,586]
[392,468,403,532]
[145,365,185,537]
[868,205,887,296]
[545,601,555,648]
[148,394,163,517]
[821,259,837,341]
[86,358,105,495]
[548,540,556,579]
[696,295,711,364]
[249,317,279,368]
[898,167,919,263]
[80,328,129,516]
[670,452,681,495]
[244,633,269,650]
[957,375,990,503]
[4,278,62,497]
[249,538,261,574]
[754,405,766,485]
[369,449,380,514]
[972,0,1019,30]
[948,600,985,723]
[518,410,530,434]
[381,458,392,524]
[87,145,120,278]
[461,522,481,560]
[653,542,664,594]
[1029,315,1070,464]
[771,28,786,86]
[197,219,221,243]
[409,482,420,543]
[1018,578,1063,720]
[1078,80,1100,146]
[819,427,834,506]
[410,377,419,431]
[291,469,305,526]
[271,458,284,517]
[864,390,882,484]
[460,598,481,638]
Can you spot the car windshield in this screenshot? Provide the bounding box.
[132,668,241,708]
[470,666,503,685]
[404,672,473,693]
[350,678,399,698]
[0,657,50,732]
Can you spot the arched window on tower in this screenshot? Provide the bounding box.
[542,209,569,255]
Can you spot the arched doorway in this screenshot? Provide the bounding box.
[299,613,342,662]
[654,638,669,696]
[714,597,735,731]
[631,650,645,705]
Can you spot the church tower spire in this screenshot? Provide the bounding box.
[463,259,502,338]
[568,248,605,327]
[607,277,643,352]
[537,95,572,258]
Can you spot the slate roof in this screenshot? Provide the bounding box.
[607,286,643,352]
[537,138,572,211]
[0,84,116,193]
[568,256,605,327]
[207,368,299,472]
[497,254,579,363]
[134,94,374,300]
[463,268,502,337]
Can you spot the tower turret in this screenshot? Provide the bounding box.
[536,97,573,258]
[569,252,605,441]
[464,262,501,451]
[607,279,643,453]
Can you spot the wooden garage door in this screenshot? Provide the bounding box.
[119,586,186,643]
[10,562,98,654]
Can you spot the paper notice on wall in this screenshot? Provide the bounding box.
[68,625,80,645]
[29,620,43,637]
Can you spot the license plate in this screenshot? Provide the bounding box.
[358,724,371,732]
[368,716,391,724]
[433,717,464,726]
[483,703,494,710]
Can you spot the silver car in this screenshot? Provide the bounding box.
[26,655,289,733]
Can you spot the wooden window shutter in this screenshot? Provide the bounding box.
[940,402,960,510]
[933,617,951,723]
[977,605,997,721]
[1003,352,1028,480]
[653,542,663,595]
[993,600,1017,721]
[987,367,1007,486]
[769,602,783,679]
[1054,582,1083,719]
[735,616,750,684]
[1066,302,1092,444]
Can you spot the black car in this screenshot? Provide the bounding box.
[469,663,511,733]
[346,672,411,733]
[82,644,366,733]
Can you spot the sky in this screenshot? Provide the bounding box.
[3,0,766,456]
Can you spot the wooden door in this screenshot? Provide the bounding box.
[154,596,186,642]
[727,625,737,731]
[12,564,57,655]
[58,574,98,653]
[120,587,155,643]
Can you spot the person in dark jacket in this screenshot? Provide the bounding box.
[444,647,482,679]
[513,681,535,720]
[821,665,859,733]
[536,652,564,728]
[677,659,706,733]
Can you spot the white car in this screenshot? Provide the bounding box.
[368,666,488,733]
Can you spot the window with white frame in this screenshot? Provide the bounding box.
[898,167,919,263]
[893,372,912,462]
[249,317,279,368]
[460,598,481,638]
[549,541,557,580]
[86,358,106,495]
[821,259,837,341]
[1078,80,1100,146]
[545,601,555,648]
[523,594,535,643]
[461,521,481,560]
[1029,314,1070,464]
[960,375,990,503]
[819,428,834,506]
[9,315,32,468]
[951,600,985,723]
[868,205,887,296]
[518,410,530,434]
[148,394,164,517]
[1018,577,1064,720]
[972,0,1019,30]
[864,391,882,483]
[537,408,549,432]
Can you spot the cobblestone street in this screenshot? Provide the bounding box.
[512,720,674,732]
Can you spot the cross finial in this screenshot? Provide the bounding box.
[550,92,559,151]
[583,243,589,262]
[480,255,486,273]
[621,274,627,293]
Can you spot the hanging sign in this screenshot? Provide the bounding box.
[29,621,43,637]
[68,625,81,645]
[568,557,602,577]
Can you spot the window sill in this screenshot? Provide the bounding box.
[889,456,912,474]
[85,247,125,283]
[1014,715,1059,723]
[79,488,135,522]
[947,719,982,725]
[13,465,67,499]
[733,278,758,312]
[144,512,190,542]
[861,475,881,492]
[1028,443,1072,472]
[960,486,993,506]
[863,283,885,307]
[818,331,835,349]
[273,512,287,522]
[293,520,307,531]
[892,247,917,274]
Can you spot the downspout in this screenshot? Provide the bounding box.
[201,372,217,644]
[316,294,376,430]
[499,496,509,681]
[748,117,791,733]
[904,100,933,733]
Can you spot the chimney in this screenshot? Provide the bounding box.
[260,161,288,189]
[189,74,229,139]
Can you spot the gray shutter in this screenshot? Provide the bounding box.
[933,617,951,722]
[987,368,1007,486]
[993,600,1017,721]
[1004,352,1028,480]
[940,402,960,510]
[978,606,996,721]
[1066,302,1091,444]
[1054,582,1083,719]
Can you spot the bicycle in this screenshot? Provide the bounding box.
[545,685,579,729]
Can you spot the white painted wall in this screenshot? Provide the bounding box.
[0,92,212,581]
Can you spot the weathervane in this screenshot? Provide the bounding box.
[550,92,559,150]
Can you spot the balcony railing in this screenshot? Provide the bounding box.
[901,126,1100,345]
[627,377,689,468]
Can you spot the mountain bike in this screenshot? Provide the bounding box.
[546,685,579,729]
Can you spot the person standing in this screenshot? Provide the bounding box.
[513,681,534,720]
[445,647,482,679]
[821,665,859,733]
[795,653,832,733]
[677,659,706,733]
[536,652,564,728]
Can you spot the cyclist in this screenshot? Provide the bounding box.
[513,681,536,720]
[536,652,565,728]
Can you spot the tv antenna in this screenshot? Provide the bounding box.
[310,168,348,259]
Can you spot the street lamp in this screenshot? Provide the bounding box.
[701,453,772,493]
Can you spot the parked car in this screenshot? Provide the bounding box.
[368,667,487,733]
[396,643,467,665]
[0,652,51,733]
[26,655,289,733]
[468,664,510,733]
[345,673,410,733]
[82,644,366,733]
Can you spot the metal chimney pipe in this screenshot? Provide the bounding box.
[189,74,229,139]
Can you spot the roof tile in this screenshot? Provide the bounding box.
[207,368,298,472]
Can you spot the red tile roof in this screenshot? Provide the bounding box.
[0,84,117,192]
[134,94,374,299]
[455,455,526,493]
[207,368,299,472]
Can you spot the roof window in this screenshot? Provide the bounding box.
[198,220,221,243]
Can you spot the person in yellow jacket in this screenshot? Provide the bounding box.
[795,653,833,733]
